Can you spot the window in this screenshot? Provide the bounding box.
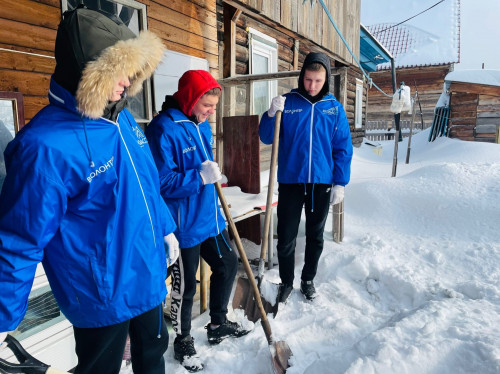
[153,50,209,114]
[0,91,24,201]
[355,78,363,129]
[63,0,153,124]
[248,28,277,116]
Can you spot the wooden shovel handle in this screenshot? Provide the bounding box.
[215,182,275,345]
[259,110,281,276]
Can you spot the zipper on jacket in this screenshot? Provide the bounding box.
[308,104,315,183]
[115,121,157,247]
[194,124,222,235]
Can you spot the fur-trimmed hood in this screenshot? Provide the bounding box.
[77,30,165,119]
[53,7,165,119]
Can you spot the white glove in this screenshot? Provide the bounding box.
[0,332,8,350]
[199,160,222,185]
[330,185,345,205]
[164,233,180,267]
[267,95,286,117]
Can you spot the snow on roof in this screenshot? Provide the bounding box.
[444,69,500,87]
[362,0,460,70]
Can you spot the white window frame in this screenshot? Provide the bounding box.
[153,50,210,114]
[355,78,364,129]
[248,27,278,115]
[61,0,153,124]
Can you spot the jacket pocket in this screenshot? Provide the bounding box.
[89,255,112,304]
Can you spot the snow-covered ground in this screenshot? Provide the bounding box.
[127,129,500,373]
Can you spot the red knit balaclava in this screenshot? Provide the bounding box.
[173,70,222,117]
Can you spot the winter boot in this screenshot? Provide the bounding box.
[300,280,317,301]
[277,283,293,304]
[205,320,251,345]
[173,335,204,372]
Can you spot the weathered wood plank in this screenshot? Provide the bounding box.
[0,70,51,96]
[188,0,217,13]
[149,2,217,41]
[0,18,56,52]
[478,95,500,106]
[2,0,60,29]
[24,95,49,122]
[450,81,500,96]
[223,115,261,193]
[33,0,59,7]
[149,18,219,56]
[0,49,55,74]
[149,0,217,30]
[476,111,500,118]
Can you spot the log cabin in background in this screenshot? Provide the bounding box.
[363,0,461,132]
[445,70,500,143]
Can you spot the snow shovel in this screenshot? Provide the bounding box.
[216,182,292,374]
[0,334,70,373]
[232,110,282,322]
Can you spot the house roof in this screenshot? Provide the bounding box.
[359,24,392,72]
[445,70,500,87]
[362,0,460,70]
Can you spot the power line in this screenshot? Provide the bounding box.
[317,0,392,97]
[372,0,446,35]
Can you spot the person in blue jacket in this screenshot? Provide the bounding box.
[0,7,178,374]
[259,52,353,304]
[146,70,251,372]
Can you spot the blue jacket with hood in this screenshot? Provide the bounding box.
[259,52,353,186]
[0,80,176,331]
[0,7,175,331]
[146,103,225,249]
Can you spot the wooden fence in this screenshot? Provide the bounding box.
[365,119,431,141]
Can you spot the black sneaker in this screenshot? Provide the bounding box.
[300,280,317,300]
[173,335,204,372]
[277,283,293,304]
[205,320,251,345]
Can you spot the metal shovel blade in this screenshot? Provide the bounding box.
[232,276,277,322]
[271,340,293,374]
[216,182,291,372]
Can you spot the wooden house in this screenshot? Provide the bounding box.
[362,0,460,132]
[445,70,500,143]
[0,0,368,369]
[216,0,367,177]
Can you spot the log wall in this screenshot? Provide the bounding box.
[448,81,500,143]
[0,0,59,122]
[221,0,360,66]
[0,0,219,123]
[366,65,453,129]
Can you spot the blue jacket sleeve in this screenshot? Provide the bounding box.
[146,121,204,199]
[160,198,176,236]
[332,104,353,186]
[258,111,276,145]
[0,144,66,331]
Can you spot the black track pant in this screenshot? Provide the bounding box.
[276,183,331,285]
[170,229,237,337]
[73,305,168,374]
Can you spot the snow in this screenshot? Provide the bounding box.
[444,69,500,87]
[121,129,500,374]
[361,0,460,69]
